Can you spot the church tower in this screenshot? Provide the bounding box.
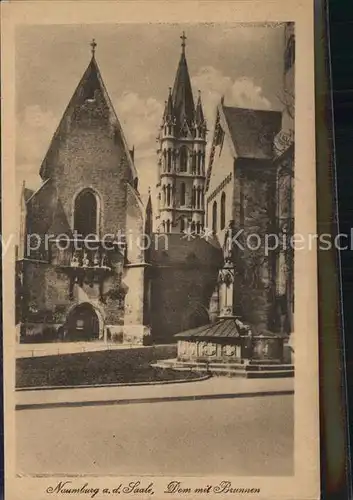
[156,32,207,234]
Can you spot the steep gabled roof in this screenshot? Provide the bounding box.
[222,105,282,160]
[39,53,138,184]
[205,102,282,191]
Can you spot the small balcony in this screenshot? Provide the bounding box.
[49,238,124,275]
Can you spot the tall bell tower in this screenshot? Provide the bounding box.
[156,32,207,234]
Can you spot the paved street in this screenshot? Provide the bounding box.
[16,378,293,476]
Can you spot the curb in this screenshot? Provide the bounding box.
[16,373,212,392]
[16,389,294,411]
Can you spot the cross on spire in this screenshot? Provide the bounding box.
[180,31,187,53]
[90,38,97,57]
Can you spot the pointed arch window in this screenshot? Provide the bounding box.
[220,192,226,230]
[197,188,201,209]
[180,146,188,172]
[74,189,99,238]
[192,152,196,174]
[212,201,218,234]
[167,149,172,171]
[166,185,171,206]
[166,220,171,233]
[163,149,167,172]
[180,218,185,233]
[197,151,202,175]
[180,183,186,206]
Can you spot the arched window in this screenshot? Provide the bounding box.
[167,185,171,206]
[180,146,188,172]
[220,192,226,230]
[180,218,185,233]
[212,201,218,234]
[180,183,186,206]
[74,189,99,238]
[191,221,196,233]
[166,220,171,233]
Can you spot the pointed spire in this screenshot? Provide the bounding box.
[162,87,174,126]
[20,180,26,205]
[145,187,153,231]
[195,90,206,125]
[166,87,173,117]
[171,32,195,129]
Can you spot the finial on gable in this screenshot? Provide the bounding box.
[90,38,97,57]
[180,31,187,54]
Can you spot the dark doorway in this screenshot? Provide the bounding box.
[74,189,98,238]
[66,303,100,341]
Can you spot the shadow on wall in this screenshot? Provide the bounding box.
[181,302,210,332]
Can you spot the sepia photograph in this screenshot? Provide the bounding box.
[2,2,319,499]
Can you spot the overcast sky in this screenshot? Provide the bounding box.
[16,23,285,201]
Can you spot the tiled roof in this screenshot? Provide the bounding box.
[175,318,288,340]
[222,105,282,160]
[175,318,244,339]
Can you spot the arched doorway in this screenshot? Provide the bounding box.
[65,303,101,341]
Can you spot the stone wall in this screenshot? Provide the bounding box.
[149,235,222,342]
[232,160,277,332]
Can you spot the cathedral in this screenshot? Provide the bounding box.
[15,35,221,345]
[16,25,294,357]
